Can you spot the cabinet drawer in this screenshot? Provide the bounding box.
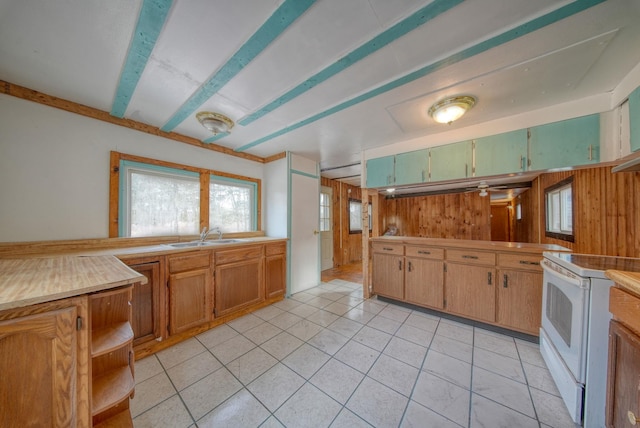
[168,251,210,273]
[266,241,287,256]
[497,253,542,271]
[372,243,404,255]
[447,249,495,266]
[216,246,263,265]
[405,246,444,260]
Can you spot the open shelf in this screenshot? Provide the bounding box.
[93,407,133,428]
[92,365,135,416]
[91,322,133,357]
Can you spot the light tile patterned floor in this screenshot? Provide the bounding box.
[131,279,575,427]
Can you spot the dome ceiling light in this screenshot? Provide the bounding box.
[428,95,476,124]
[196,111,235,135]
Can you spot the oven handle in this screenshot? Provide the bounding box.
[541,259,590,289]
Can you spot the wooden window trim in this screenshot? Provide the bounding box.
[544,176,575,243]
[109,151,261,237]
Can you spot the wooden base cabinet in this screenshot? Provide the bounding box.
[404,246,444,309]
[265,242,286,299]
[496,269,542,335]
[606,320,640,428]
[215,246,264,317]
[125,258,164,347]
[445,263,496,323]
[167,252,213,335]
[0,296,90,428]
[372,249,404,300]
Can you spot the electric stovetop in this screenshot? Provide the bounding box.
[544,252,640,279]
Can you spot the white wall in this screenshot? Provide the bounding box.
[263,157,287,238]
[0,94,264,242]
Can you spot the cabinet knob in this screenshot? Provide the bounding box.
[629,411,638,426]
[313,230,319,235]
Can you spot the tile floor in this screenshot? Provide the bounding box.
[130,279,576,427]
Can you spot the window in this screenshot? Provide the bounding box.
[209,176,256,233]
[349,199,362,233]
[545,177,574,242]
[120,161,200,237]
[111,152,260,238]
[320,192,331,232]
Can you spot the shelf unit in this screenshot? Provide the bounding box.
[90,285,135,427]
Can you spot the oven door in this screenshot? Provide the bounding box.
[540,259,590,383]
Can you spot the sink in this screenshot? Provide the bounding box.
[167,239,246,248]
[167,241,214,248]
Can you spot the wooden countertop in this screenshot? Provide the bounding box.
[606,270,640,297]
[0,255,147,311]
[371,236,569,253]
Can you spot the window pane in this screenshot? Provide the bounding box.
[561,187,573,232]
[320,191,331,232]
[209,179,254,233]
[551,192,561,232]
[349,200,362,232]
[130,170,199,237]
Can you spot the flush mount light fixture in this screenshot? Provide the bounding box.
[196,111,235,135]
[386,188,396,193]
[428,95,476,124]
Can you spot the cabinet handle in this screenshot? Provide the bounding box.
[408,261,412,272]
[628,411,638,425]
[462,255,479,260]
[383,247,394,251]
[520,155,525,171]
[421,170,425,182]
[503,274,508,288]
[519,260,539,266]
[398,260,402,271]
[488,272,492,285]
[588,144,593,161]
[418,250,431,255]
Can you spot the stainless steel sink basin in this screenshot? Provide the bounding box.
[167,239,246,248]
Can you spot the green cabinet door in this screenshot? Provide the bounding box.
[629,86,640,152]
[429,140,472,182]
[366,156,395,188]
[529,114,600,171]
[474,130,527,177]
[395,149,429,186]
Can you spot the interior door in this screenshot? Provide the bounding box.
[290,168,320,294]
[320,186,333,271]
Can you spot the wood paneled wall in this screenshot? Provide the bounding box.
[381,192,491,240]
[372,165,640,257]
[321,177,363,267]
[536,166,640,257]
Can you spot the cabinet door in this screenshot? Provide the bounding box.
[528,114,600,170]
[168,268,212,335]
[0,306,78,427]
[606,320,640,428]
[445,263,496,322]
[215,258,264,317]
[429,140,472,182]
[405,257,444,309]
[366,156,395,188]
[496,269,542,335]
[474,130,527,177]
[630,85,640,152]
[372,253,404,300]
[128,261,163,347]
[265,254,286,299]
[395,149,429,186]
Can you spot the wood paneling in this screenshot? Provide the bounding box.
[537,166,640,257]
[320,177,363,267]
[381,193,491,240]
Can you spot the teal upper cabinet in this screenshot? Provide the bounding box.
[629,86,640,152]
[528,114,600,171]
[430,140,472,182]
[474,130,527,177]
[366,155,395,188]
[395,149,429,186]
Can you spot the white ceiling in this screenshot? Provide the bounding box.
[1,0,639,189]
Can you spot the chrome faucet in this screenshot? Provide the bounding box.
[200,226,222,241]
